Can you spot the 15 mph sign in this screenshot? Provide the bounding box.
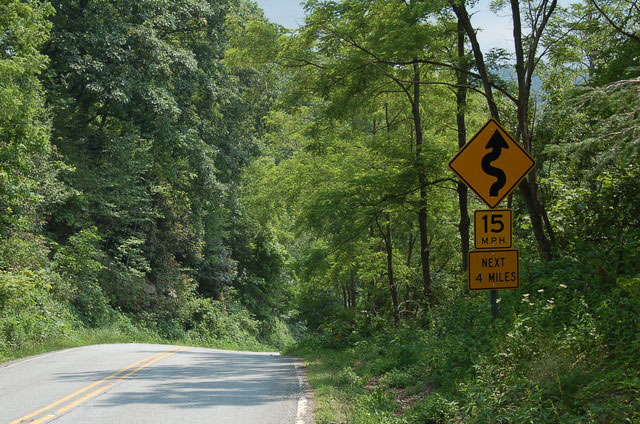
[475,209,512,249]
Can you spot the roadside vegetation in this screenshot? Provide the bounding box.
[272,0,638,422]
[0,0,295,361]
[288,261,639,423]
[1,0,638,422]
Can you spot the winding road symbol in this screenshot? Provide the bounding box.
[448,118,536,209]
[482,130,509,197]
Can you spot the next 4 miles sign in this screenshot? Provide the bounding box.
[469,249,519,290]
[449,119,535,291]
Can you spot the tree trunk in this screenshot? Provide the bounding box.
[342,286,348,308]
[386,217,400,325]
[456,18,470,272]
[453,0,557,261]
[376,214,400,325]
[405,232,415,307]
[412,62,432,298]
[452,3,500,121]
[510,0,556,261]
[349,274,357,308]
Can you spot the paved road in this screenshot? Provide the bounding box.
[0,343,307,424]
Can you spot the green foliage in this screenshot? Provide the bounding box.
[0,0,295,363]
[406,393,459,423]
[1,2,639,423]
[53,228,110,326]
[551,0,639,86]
[169,287,294,350]
[43,0,232,311]
[0,0,61,233]
[35,0,288,334]
[293,265,640,422]
[0,232,50,272]
[0,270,76,355]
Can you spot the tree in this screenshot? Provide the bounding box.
[282,0,465,299]
[0,0,59,235]
[455,18,470,271]
[452,0,558,261]
[42,0,280,317]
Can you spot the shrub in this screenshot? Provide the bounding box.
[53,228,111,326]
[0,270,76,356]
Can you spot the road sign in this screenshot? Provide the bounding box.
[475,209,512,249]
[468,249,519,290]
[449,118,535,209]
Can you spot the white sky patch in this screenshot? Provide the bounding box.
[254,0,306,30]
[470,2,514,53]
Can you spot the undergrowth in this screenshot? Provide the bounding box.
[0,231,296,364]
[288,256,640,424]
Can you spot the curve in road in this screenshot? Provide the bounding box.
[0,343,308,424]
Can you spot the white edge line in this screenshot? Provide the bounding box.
[294,361,309,424]
[0,347,81,371]
[296,397,308,424]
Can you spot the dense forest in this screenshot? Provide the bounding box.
[1,0,638,422]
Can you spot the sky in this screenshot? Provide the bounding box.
[253,0,517,52]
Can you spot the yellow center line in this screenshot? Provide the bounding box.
[9,347,186,424]
[8,351,166,424]
[54,348,186,416]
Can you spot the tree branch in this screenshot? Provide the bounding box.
[357,177,458,208]
[342,31,518,104]
[282,56,328,70]
[589,0,640,44]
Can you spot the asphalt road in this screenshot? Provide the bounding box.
[0,343,308,424]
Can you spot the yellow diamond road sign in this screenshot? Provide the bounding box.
[449,118,536,209]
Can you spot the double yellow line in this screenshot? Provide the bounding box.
[10,347,187,424]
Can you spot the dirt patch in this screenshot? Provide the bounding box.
[365,376,381,391]
[392,387,426,417]
[365,376,431,417]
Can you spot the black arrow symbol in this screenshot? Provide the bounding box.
[481,130,509,197]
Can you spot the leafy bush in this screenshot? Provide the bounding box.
[53,228,111,326]
[0,270,76,356]
[292,255,640,423]
[406,393,458,423]
[257,316,296,349]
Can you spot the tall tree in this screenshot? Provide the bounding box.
[282,0,463,299]
[455,18,470,271]
[0,0,58,235]
[452,0,558,261]
[42,0,258,314]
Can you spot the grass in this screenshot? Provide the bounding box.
[0,321,163,364]
[286,342,403,424]
[0,315,284,366]
[286,346,353,424]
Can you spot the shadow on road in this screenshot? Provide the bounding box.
[53,350,300,409]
